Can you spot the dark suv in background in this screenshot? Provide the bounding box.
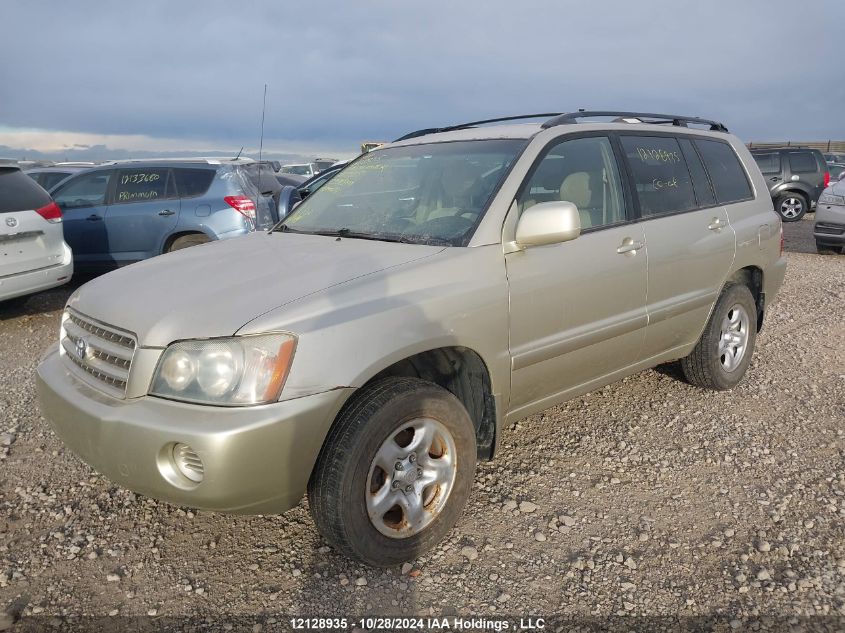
[750,147,829,222]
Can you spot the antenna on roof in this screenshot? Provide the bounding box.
[257,83,267,179]
[233,146,243,161]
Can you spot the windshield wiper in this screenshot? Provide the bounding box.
[268,223,303,234]
[394,235,454,247]
[270,225,452,246]
[310,228,392,241]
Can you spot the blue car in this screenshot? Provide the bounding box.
[49,158,276,270]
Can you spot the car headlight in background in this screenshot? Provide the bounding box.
[818,193,845,206]
[150,333,296,405]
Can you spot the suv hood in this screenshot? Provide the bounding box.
[67,232,444,347]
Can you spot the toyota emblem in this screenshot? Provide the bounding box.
[75,337,88,360]
[5,217,17,228]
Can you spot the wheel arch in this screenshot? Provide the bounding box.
[161,230,212,254]
[726,265,765,331]
[772,185,811,204]
[338,345,498,461]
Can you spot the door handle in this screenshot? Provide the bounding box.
[769,177,781,182]
[616,238,644,255]
[158,209,175,217]
[708,218,723,231]
[86,214,102,222]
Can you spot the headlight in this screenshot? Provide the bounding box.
[819,192,845,206]
[150,333,296,406]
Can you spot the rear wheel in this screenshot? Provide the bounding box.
[775,193,807,222]
[308,377,476,567]
[681,283,757,391]
[167,234,210,252]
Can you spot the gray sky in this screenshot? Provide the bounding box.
[2,0,844,160]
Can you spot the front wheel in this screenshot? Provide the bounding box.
[681,283,758,391]
[308,377,476,567]
[775,193,807,222]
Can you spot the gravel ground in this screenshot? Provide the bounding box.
[1,216,843,629]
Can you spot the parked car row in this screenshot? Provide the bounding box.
[1,151,357,305]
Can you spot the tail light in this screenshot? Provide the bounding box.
[224,195,256,220]
[35,201,62,223]
[824,171,830,188]
[779,223,784,257]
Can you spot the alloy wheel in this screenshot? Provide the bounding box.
[366,417,457,538]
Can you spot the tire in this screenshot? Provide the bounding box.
[308,377,477,567]
[774,192,807,222]
[681,283,758,391]
[816,240,841,255]
[167,234,210,252]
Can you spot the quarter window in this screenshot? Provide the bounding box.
[619,136,696,217]
[695,140,753,204]
[518,136,626,230]
[113,168,173,204]
[173,168,215,198]
[787,152,817,174]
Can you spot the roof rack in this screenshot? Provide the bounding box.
[393,110,729,143]
[394,113,563,142]
[542,111,729,132]
[748,145,812,151]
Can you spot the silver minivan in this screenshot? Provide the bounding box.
[1,164,73,304]
[37,112,786,566]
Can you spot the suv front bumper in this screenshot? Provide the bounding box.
[36,345,352,514]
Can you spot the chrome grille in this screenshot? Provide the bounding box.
[61,310,136,398]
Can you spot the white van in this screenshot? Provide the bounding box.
[0,164,73,304]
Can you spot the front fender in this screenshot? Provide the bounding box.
[238,245,512,413]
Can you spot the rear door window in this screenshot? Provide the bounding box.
[694,139,753,204]
[113,168,173,204]
[173,168,215,198]
[0,168,52,213]
[787,152,818,174]
[752,153,781,175]
[619,136,697,217]
[678,139,716,207]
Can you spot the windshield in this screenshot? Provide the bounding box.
[280,139,525,245]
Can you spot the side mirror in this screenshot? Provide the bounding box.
[277,185,302,221]
[515,201,581,247]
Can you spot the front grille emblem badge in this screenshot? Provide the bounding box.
[75,337,88,360]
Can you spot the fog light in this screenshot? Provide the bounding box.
[172,443,204,483]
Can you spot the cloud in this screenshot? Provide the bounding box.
[1,0,843,150]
